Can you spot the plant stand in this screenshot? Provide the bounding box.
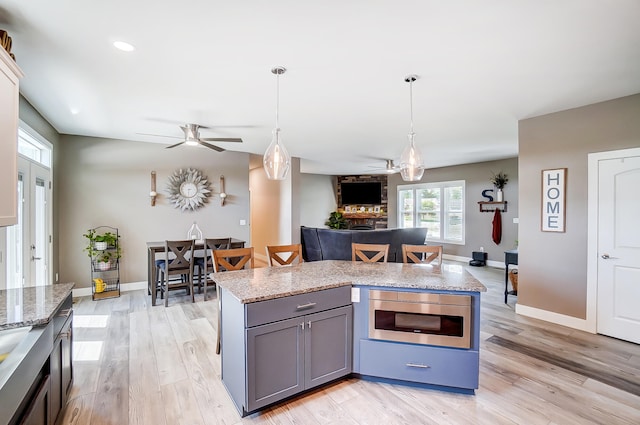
[89,226,121,300]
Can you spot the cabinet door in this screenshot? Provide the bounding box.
[305,305,353,389]
[61,327,73,400]
[19,375,50,425]
[0,50,21,227]
[246,317,304,413]
[61,317,73,403]
[49,337,62,423]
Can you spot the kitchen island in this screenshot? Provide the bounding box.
[0,283,74,425]
[214,260,486,416]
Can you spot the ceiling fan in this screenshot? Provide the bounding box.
[140,123,243,152]
[368,159,401,174]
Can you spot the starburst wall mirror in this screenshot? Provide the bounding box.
[166,168,211,211]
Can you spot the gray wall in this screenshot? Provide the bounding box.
[300,174,337,228]
[518,93,640,319]
[387,158,519,263]
[57,135,250,288]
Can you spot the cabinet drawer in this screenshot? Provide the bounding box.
[246,286,351,327]
[359,339,479,389]
[53,294,72,337]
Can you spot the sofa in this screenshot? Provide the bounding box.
[300,226,428,263]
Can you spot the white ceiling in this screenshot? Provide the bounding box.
[2,1,639,175]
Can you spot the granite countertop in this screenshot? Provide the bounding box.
[214,260,486,304]
[0,283,75,330]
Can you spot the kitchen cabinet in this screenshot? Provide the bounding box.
[246,305,352,412]
[18,375,50,425]
[1,292,73,425]
[49,296,72,424]
[0,47,23,227]
[222,286,352,416]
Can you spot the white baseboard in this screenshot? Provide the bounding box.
[443,254,504,269]
[515,303,594,333]
[72,280,147,298]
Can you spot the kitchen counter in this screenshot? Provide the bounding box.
[0,283,74,330]
[213,260,486,304]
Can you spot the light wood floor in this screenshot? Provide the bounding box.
[61,263,640,425]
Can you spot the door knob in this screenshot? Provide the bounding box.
[601,254,619,259]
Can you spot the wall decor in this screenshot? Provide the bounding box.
[166,168,212,211]
[219,175,227,206]
[150,171,157,206]
[541,168,567,232]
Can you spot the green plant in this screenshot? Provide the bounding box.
[490,171,508,189]
[325,211,348,229]
[83,229,122,261]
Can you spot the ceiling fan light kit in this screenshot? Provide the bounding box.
[399,74,425,182]
[263,66,291,180]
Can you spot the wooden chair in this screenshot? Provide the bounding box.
[351,243,389,263]
[194,237,232,301]
[266,244,303,266]
[213,247,254,354]
[402,244,443,266]
[156,239,196,307]
[213,247,255,272]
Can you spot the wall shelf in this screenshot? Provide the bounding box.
[478,201,507,212]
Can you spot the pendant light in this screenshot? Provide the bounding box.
[263,66,291,180]
[399,75,425,181]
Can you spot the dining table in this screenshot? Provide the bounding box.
[147,238,245,306]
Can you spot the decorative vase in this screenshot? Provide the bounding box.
[496,189,504,202]
[98,260,111,271]
[95,241,108,251]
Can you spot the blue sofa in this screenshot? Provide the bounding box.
[300,226,428,263]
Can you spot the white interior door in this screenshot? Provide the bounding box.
[596,154,640,343]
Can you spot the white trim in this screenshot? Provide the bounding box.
[72,280,147,298]
[515,303,593,333]
[444,254,504,269]
[586,147,640,335]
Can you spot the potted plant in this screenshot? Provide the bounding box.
[83,229,122,270]
[325,211,348,229]
[490,171,508,201]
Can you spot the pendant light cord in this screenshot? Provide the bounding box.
[275,72,280,131]
[409,78,415,137]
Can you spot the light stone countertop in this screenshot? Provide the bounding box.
[213,260,486,304]
[0,283,75,330]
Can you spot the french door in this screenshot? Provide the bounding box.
[2,155,52,288]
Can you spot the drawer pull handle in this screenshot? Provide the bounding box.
[59,308,72,318]
[296,302,317,310]
[406,363,430,369]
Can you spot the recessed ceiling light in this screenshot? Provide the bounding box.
[113,41,135,52]
[70,108,80,115]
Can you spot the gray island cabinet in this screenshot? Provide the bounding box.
[221,285,353,415]
[214,260,486,417]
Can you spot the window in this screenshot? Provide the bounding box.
[398,180,465,244]
[18,123,52,167]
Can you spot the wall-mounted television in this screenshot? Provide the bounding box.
[341,182,382,205]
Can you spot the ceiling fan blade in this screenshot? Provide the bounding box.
[199,141,225,152]
[200,137,243,143]
[136,132,182,139]
[165,141,186,149]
